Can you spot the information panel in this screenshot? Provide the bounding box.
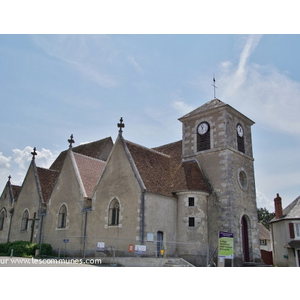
[218,231,234,259]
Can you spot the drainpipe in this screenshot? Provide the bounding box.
[141,190,146,244]
[83,209,88,259]
[206,194,209,267]
[7,209,13,243]
[38,215,44,245]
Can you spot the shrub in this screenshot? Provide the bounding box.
[39,243,52,256]
[0,242,11,255]
[8,241,38,257]
[0,241,53,257]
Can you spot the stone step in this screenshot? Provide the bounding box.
[163,258,195,267]
[242,262,273,267]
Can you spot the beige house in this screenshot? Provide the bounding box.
[269,194,300,267]
[0,98,261,266]
[258,223,273,265]
[259,223,272,251]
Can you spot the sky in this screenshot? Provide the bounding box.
[0,34,300,211]
[1,2,299,291]
[2,34,300,212]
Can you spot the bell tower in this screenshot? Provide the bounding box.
[179,98,260,266]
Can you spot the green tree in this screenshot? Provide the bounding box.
[257,207,275,229]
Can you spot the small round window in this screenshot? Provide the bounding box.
[238,170,248,190]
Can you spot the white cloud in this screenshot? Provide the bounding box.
[12,147,32,170]
[12,146,56,170]
[36,148,57,168]
[0,152,11,168]
[256,189,274,212]
[218,35,300,136]
[170,90,195,115]
[31,35,118,88]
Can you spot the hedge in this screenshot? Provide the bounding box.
[0,241,52,257]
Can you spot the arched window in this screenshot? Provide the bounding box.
[0,209,6,231]
[197,122,210,151]
[21,209,29,231]
[109,199,120,226]
[58,204,67,228]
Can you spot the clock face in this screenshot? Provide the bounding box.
[237,124,244,137]
[198,122,209,135]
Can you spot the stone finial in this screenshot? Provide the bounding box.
[68,134,75,148]
[31,147,37,160]
[8,175,11,182]
[117,117,125,134]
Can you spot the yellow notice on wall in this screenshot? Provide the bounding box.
[218,231,234,259]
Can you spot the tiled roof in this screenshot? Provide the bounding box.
[283,195,300,219]
[154,141,210,193]
[126,141,172,195]
[50,137,113,172]
[11,185,22,200]
[258,223,271,240]
[73,152,106,198]
[270,195,300,223]
[36,167,59,202]
[126,140,210,196]
[179,98,226,120]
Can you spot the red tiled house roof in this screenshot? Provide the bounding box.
[154,141,210,193]
[73,152,106,198]
[126,141,172,196]
[125,140,210,196]
[50,137,113,172]
[11,185,22,201]
[36,167,59,202]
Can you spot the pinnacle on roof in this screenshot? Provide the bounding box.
[68,134,75,148]
[117,117,125,134]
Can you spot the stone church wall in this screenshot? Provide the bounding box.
[143,192,177,257]
[42,152,87,257]
[86,138,142,256]
[0,184,14,243]
[9,163,41,244]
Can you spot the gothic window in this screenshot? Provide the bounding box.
[197,122,210,152]
[58,204,67,228]
[109,199,120,226]
[21,209,29,231]
[0,209,5,231]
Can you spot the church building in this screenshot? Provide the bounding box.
[0,98,261,266]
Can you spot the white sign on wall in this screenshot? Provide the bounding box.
[97,242,105,251]
[135,245,146,254]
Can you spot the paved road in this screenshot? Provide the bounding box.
[0,256,100,267]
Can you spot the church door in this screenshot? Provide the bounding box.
[241,216,250,262]
[157,231,163,257]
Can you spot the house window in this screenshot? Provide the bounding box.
[0,209,5,231]
[197,122,210,152]
[58,204,67,228]
[260,239,266,246]
[109,199,120,226]
[294,223,300,238]
[21,209,29,231]
[188,197,195,207]
[189,217,195,227]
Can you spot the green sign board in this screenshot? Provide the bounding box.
[218,231,234,259]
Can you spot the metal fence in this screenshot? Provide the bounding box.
[40,234,215,266]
